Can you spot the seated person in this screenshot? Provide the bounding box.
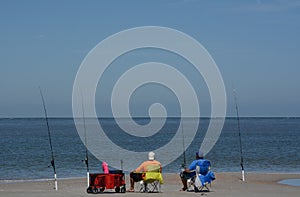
[179,151,211,191]
[128,151,162,192]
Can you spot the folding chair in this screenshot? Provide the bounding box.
[187,160,215,192]
[139,166,163,193]
[194,170,215,192]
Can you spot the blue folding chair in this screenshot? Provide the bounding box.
[187,159,215,192]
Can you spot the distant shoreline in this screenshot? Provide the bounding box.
[1,116,300,119]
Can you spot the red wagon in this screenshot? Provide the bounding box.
[87,171,126,193]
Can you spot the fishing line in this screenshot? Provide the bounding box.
[39,87,58,190]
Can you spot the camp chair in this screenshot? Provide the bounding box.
[194,168,215,192]
[187,160,215,192]
[139,165,163,193]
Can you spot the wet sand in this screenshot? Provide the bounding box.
[1,172,300,197]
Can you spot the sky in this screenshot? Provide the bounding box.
[0,0,300,117]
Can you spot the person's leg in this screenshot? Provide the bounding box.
[181,178,188,191]
[129,172,143,191]
[129,172,135,191]
[179,172,188,191]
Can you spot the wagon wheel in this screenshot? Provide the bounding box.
[86,187,92,193]
[115,186,120,193]
[92,188,98,194]
[121,186,126,193]
[99,187,105,193]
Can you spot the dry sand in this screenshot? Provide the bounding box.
[1,172,300,197]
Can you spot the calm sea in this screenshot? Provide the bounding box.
[0,117,299,180]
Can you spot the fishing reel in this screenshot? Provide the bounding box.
[48,160,55,168]
[82,157,88,165]
[181,163,186,172]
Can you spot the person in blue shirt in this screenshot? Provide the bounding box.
[179,151,211,191]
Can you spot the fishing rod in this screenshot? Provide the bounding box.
[39,87,58,190]
[120,159,123,171]
[181,122,186,169]
[81,93,90,187]
[233,89,245,182]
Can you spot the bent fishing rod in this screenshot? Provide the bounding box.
[233,89,245,182]
[39,87,58,190]
[81,93,90,187]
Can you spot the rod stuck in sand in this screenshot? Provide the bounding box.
[39,87,58,190]
[181,122,186,169]
[233,89,245,182]
[80,93,90,187]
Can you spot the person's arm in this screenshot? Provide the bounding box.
[185,160,196,172]
[134,162,146,172]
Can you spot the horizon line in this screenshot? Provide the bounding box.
[1,116,300,119]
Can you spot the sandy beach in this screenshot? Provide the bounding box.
[1,172,299,197]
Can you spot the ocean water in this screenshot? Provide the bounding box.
[0,117,299,180]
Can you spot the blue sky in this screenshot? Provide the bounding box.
[1,0,300,117]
